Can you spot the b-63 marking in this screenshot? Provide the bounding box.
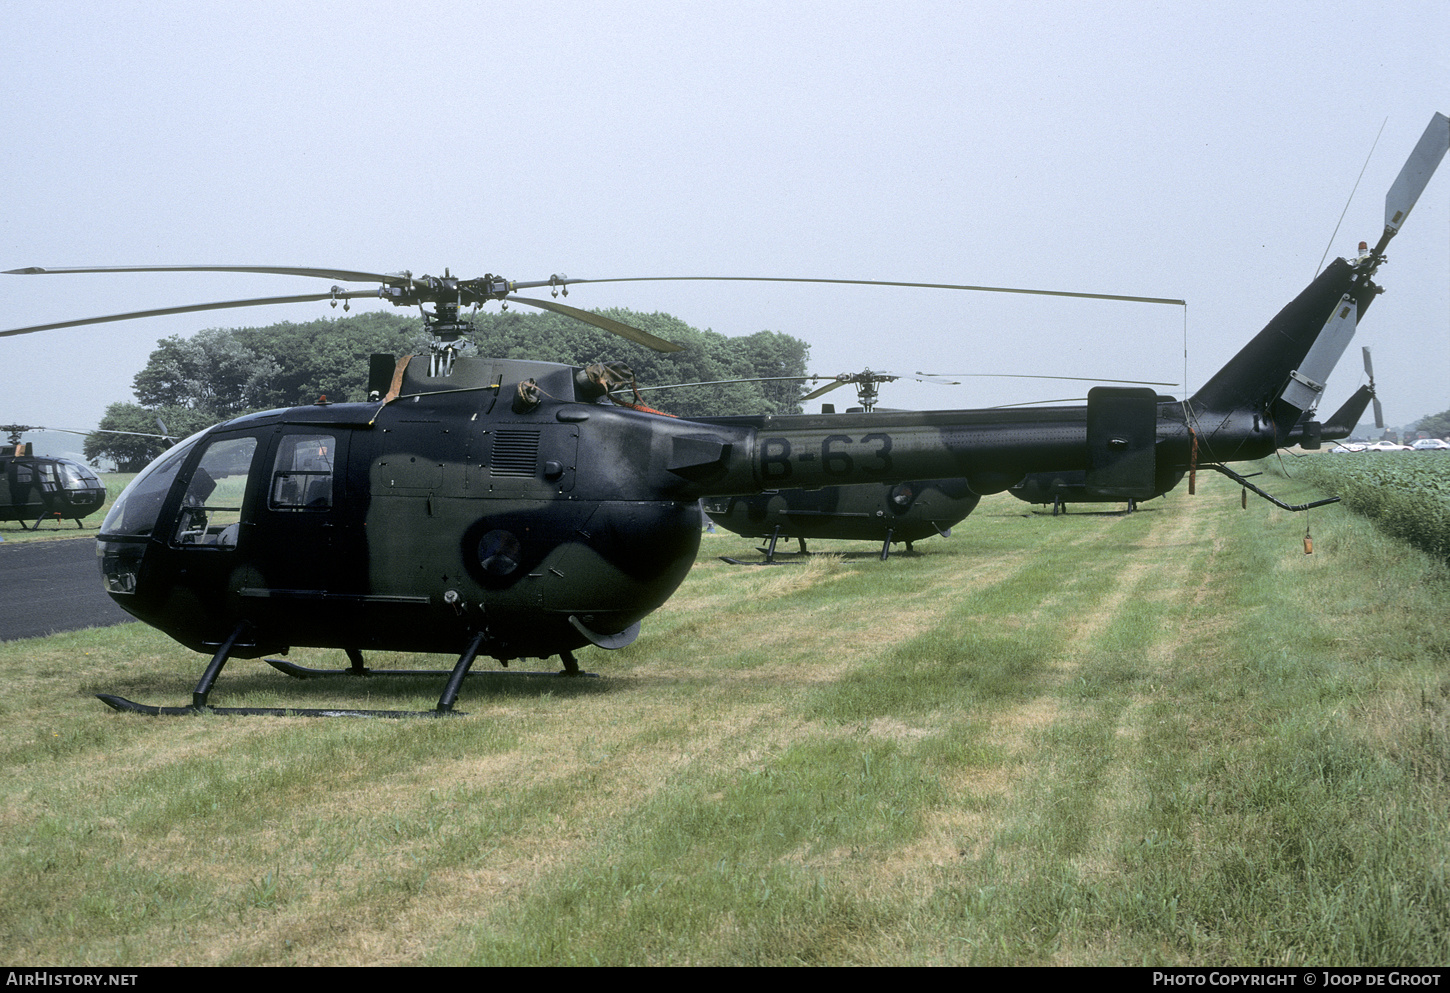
[761,433,894,482]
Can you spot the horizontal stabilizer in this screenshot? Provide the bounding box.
[1085,387,1159,498]
[1320,386,1375,441]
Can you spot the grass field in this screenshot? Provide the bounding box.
[1,464,1447,965]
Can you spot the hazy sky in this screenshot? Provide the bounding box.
[4,0,1447,440]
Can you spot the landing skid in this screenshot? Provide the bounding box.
[733,527,810,564]
[96,626,595,718]
[718,555,801,566]
[265,657,599,680]
[95,695,447,719]
[719,529,915,565]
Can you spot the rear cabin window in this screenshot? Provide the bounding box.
[269,434,336,511]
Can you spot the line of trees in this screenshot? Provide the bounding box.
[86,309,810,471]
[1415,408,1450,438]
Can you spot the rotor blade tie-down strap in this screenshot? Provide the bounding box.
[1189,427,1198,495]
[385,355,414,403]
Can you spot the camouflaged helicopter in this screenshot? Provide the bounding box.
[626,369,988,563]
[3,111,1443,718]
[0,423,177,530]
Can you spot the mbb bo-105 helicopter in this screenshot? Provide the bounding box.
[0,424,175,530]
[4,112,1444,718]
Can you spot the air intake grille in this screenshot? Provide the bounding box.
[491,429,540,477]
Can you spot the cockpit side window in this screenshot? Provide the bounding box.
[171,436,259,547]
[269,434,336,511]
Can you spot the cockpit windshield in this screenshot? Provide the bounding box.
[58,462,102,489]
[99,430,208,537]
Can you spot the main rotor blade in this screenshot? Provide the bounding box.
[992,397,1090,408]
[918,371,1178,386]
[561,275,1186,307]
[4,264,401,283]
[5,267,1187,306]
[506,296,683,352]
[41,426,175,439]
[799,379,851,403]
[634,375,826,394]
[0,290,377,338]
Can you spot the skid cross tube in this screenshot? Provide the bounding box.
[193,621,254,709]
[436,631,488,714]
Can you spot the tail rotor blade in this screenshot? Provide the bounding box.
[1384,112,1450,242]
[1362,346,1384,428]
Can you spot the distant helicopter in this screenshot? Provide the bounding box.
[0,439,106,530]
[0,423,177,530]
[2,111,1442,718]
[702,475,978,563]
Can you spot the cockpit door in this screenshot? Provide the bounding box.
[250,430,351,594]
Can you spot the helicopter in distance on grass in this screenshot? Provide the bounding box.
[2,112,1443,719]
[0,423,176,531]
[620,368,989,562]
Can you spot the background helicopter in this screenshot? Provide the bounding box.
[630,369,983,562]
[3,111,1442,719]
[670,370,1177,562]
[0,423,176,531]
[0,435,106,530]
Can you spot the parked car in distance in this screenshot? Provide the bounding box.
[1365,440,1411,451]
[1410,438,1450,451]
[1329,443,1367,453]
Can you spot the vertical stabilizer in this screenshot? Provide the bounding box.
[1191,112,1447,438]
[1189,258,1359,423]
